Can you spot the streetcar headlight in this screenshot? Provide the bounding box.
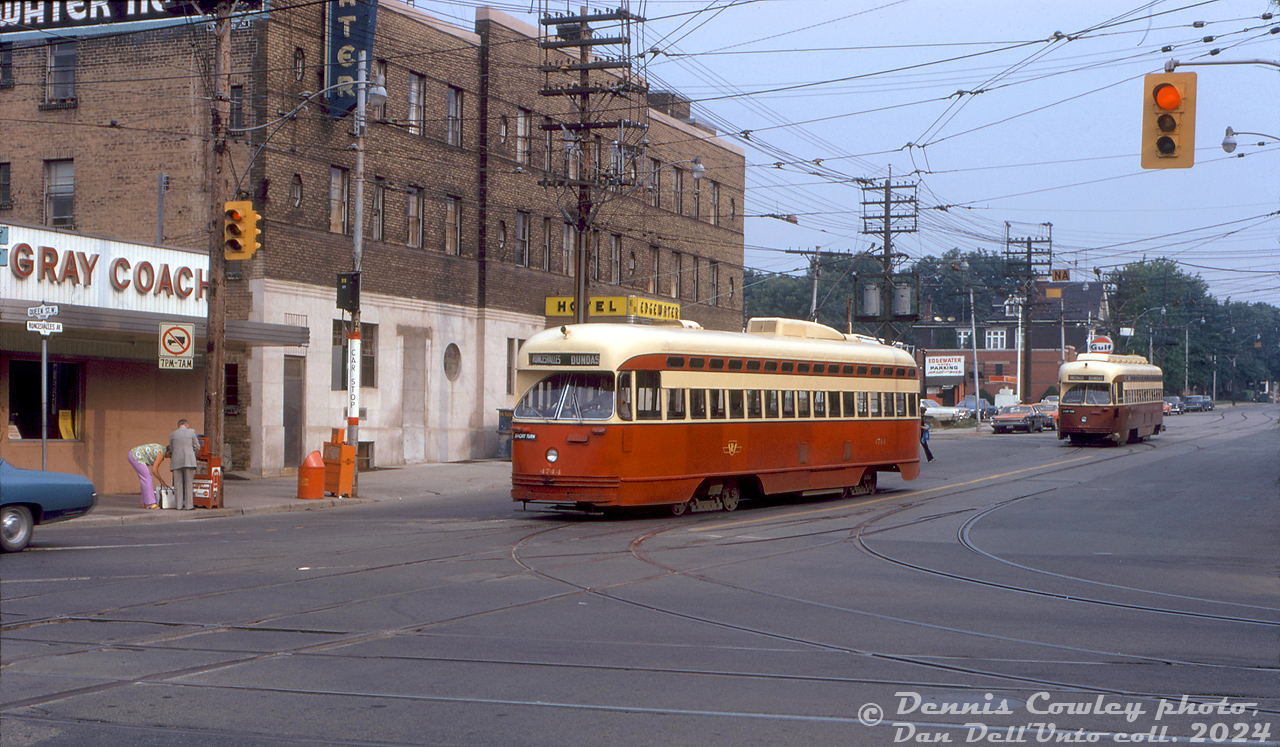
[1080,417,1088,423]
[546,448,559,463]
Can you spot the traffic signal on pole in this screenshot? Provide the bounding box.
[1140,72,1196,169]
[223,200,261,260]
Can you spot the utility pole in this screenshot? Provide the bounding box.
[1005,222,1052,402]
[537,3,647,324]
[203,0,233,472]
[857,169,918,342]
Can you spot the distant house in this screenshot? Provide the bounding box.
[914,281,1109,405]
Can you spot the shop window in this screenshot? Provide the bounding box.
[331,321,377,390]
[8,361,81,440]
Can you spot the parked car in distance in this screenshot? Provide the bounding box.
[960,395,998,419]
[991,405,1051,434]
[1032,402,1059,430]
[1163,396,1183,415]
[1041,395,1060,405]
[1,457,97,553]
[921,398,970,423]
[1183,395,1211,412]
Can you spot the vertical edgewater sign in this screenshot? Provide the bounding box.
[325,0,378,118]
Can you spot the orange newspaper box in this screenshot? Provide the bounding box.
[323,429,355,498]
[194,436,223,509]
[297,451,324,500]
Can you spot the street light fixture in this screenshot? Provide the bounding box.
[1221,126,1279,153]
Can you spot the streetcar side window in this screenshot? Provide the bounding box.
[747,390,763,418]
[782,391,796,418]
[636,371,662,420]
[667,388,686,420]
[869,392,881,417]
[813,391,826,417]
[844,391,856,416]
[765,390,780,418]
[729,390,745,419]
[709,389,727,419]
[797,391,810,418]
[909,392,918,417]
[690,389,707,419]
[617,372,633,421]
[883,391,895,417]
[856,391,869,417]
[828,391,842,417]
[896,392,907,418]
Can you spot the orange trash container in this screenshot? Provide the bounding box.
[297,450,325,500]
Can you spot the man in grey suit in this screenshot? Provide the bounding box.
[168,419,201,510]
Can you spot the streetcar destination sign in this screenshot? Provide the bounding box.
[529,353,600,366]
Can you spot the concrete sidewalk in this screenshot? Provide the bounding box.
[63,460,514,528]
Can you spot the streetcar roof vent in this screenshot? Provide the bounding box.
[746,317,844,341]
[1078,352,1150,365]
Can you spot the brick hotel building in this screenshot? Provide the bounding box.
[1,3,746,492]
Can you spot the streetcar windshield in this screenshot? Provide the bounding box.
[1061,383,1110,405]
[514,372,615,421]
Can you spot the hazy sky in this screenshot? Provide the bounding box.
[422,0,1280,306]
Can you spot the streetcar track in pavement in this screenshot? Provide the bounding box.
[6,409,1275,734]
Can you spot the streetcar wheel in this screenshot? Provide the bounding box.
[721,484,740,512]
[1,505,33,553]
[669,501,688,516]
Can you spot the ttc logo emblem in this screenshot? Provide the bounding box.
[723,441,743,456]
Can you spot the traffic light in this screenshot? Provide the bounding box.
[1140,72,1196,169]
[223,200,261,260]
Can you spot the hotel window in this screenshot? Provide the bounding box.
[371,178,385,242]
[229,85,244,132]
[710,261,720,306]
[444,196,461,255]
[648,245,659,294]
[44,159,74,227]
[370,60,387,120]
[672,167,684,215]
[332,321,377,390]
[290,173,303,208]
[515,212,530,266]
[329,166,349,233]
[957,329,971,348]
[516,108,532,165]
[985,329,1007,350]
[542,218,553,271]
[691,257,700,303]
[709,181,720,226]
[562,222,574,276]
[45,41,75,104]
[407,188,423,248]
[7,361,82,440]
[672,252,682,299]
[293,47,306,81]
[610,234,621,284]
[648,158,661,207]
[1,42,13,88]
[1,162,11,209]
[544,117,555,171]
[446,85,464,146]
[408,73,426,135]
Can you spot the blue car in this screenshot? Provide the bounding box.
[1,457,97,552]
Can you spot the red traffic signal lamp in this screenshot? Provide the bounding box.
[223,200,261,260]
[1140,72,1196,169]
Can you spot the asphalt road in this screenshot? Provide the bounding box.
[3,405,1278,747]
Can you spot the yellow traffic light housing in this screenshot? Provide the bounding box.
[223,200,261,260]
[1140,72,1196,169]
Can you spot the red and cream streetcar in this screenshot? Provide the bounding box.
[1057,353,1164,445]
[510,318,922,514]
